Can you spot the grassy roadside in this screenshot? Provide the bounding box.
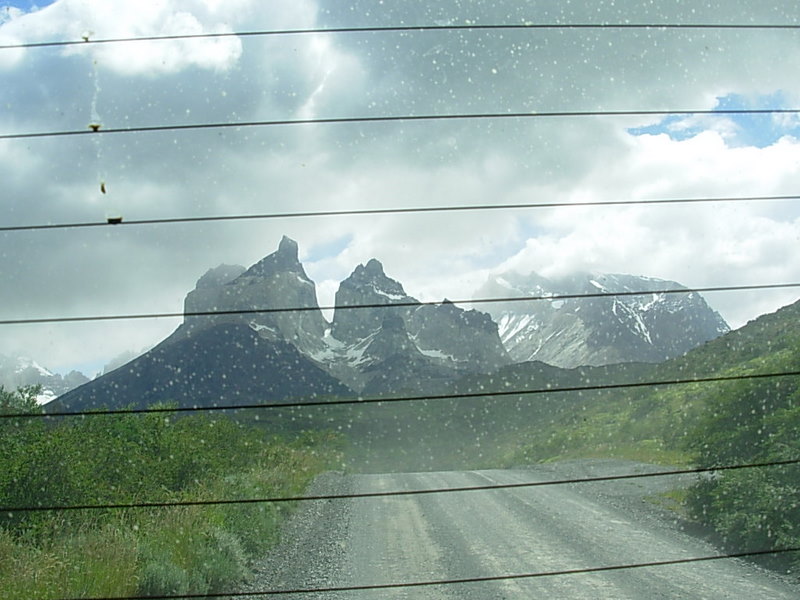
[0,387,341,599]
[492,389,695,470]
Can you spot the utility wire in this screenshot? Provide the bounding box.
[1,281,797,326]
[3,22,800,52]
[2,108,800,141]
[4,369,797,420]
[2,194,798,234]
[2,458,797,514]
[53,547,800,599]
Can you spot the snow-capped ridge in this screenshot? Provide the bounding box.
[0,354,90,404]
[475,269,729,368]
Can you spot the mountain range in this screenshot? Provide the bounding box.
[0,354,89,404]
[476,271,730,368]
[50,236,729,412]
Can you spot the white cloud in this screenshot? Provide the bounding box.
[0,6,26,69]
[0,0,249,74]
[0,5,23,25]
[2,0,800,371]
[489,129,800,327]
[620,130,800,197]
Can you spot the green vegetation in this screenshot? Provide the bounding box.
[0,386,340,599]
[321,299,800,577]
[684,361,800,568]
[489,299,800,571]
[644,488,690,518]
[3,299,797,594]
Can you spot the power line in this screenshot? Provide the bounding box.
[2,458,797,514]
[2,108,799,141]
[3,22,800,52]
[1,281,797,326]
[52,547,800,599]
[2,194,798,234]
[5,368,797,420]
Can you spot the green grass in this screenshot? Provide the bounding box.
[0,525,139,599]
[0,443,333,599]
[502,434,692,468]
[0,390,341,600]
[644,488,691,518]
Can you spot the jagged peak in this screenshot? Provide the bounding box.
[278,235,299,259]
[352,258,387,281]
[364,258,384,275]
[437,299,463,315]
[342,259,409,299]
[238,236,308,280]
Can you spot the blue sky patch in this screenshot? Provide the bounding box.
[1,1,56,11]
[305,234,354,263]
[628,91,800,148]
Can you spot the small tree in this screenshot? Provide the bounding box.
[0,385,42,415]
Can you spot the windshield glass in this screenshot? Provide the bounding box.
[1,1,799,599]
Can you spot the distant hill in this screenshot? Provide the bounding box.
[49,323,352,413]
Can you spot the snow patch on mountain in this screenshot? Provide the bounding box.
[0,354,90,403]
[475,270,729,368]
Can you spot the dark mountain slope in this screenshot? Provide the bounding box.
[49,323,352,413]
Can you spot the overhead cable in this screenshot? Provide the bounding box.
[2,194,798,234]
[1,281,797,326]
[2,458,798,514]
[2,108,800,141]
[52,547,800,599]
[4,368,797,420]
[3,22,800,52]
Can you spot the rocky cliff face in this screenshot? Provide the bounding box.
[406,301,510,373]
[49,238,732,412]
[331,259,413,344]
[476,271,730,368]
[51,238,512,410]
[181,236,328,357]
[322,258,511,393]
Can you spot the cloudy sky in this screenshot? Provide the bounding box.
[1,0,799,375]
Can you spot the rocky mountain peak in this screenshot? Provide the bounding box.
[346,258,406,295]
[363,258,385,276]
[332,260,414,343]
[178,237,327,356]
[477,269,730,368]
[239,235,307,281]
[0,353,90,404]
[278,234,299,257]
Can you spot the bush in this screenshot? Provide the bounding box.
[0,393,341,598]
[684,366,800,571]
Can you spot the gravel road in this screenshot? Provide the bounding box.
[233,460,800,599]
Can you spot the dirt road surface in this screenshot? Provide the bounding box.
[234,460,800,599]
